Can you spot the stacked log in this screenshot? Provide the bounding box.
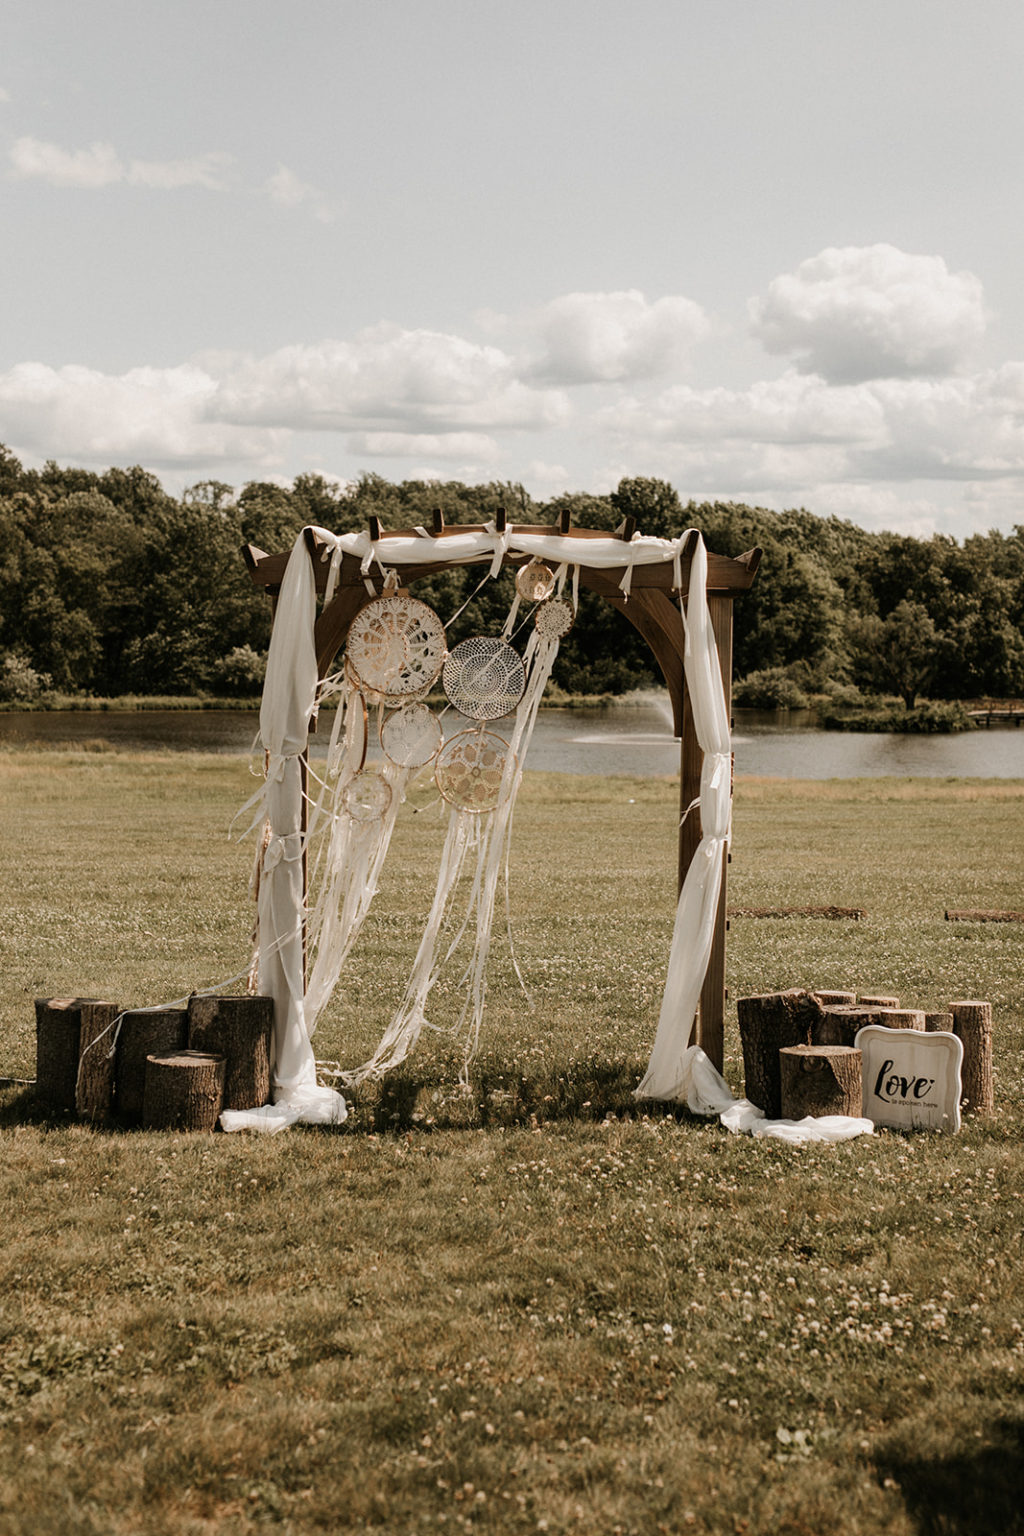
[858,994,900,1008]
[142,1051,225,1132]
[780,1045,863,1120]
[187,995,273,1111]
[924,1011,954,1034]
[949,1000,994,1114]
[115,1008,188,1124]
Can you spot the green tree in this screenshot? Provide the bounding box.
[848,600,941,708]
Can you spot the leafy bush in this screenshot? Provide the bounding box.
[210,644,267,696]
[819,699,975,733]
[819,680,865,708]
[0,652,52,703]
[733,666,809,709]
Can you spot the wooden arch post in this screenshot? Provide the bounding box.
[243,523,760,1071]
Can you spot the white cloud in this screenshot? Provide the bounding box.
[1,296,1021,540]
[127,151,233,191]
[595,365,1024,518]
[265,164,335,223]
[346,430,500,461]
[0,360,282,468]
[750,245,988,382]
[515,290,710,384]
[10,136,123,188]
[208,325,570,434]
[9,136,233,191]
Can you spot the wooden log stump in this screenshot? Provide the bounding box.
[35,997,84,1111]
[858,993,900,1007]
[35,997,117,1114]
[76,1000,121,1121]
[814,1006,925,1048]
[812,990,857,1006]
[187,995,273,1111]
[143,1051,226,1132]
[949,1000,994,1114]
[780,1046,863,1120]
[115,1008,188,1124]
[737,989,826,1117]
[925,1011,954,1034]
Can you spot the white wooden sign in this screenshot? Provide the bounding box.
[855,1026,963,1133]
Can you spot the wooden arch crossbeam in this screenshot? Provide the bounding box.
[243,521,760,1069]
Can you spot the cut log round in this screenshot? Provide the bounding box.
[814,1006,925,1048]
[780,1046,863,1120]
[187,995,273,1111]
[737,990,826,1118]
[76,1000,121,1121]
[812,990,857,1006]
[115,1008,188,1124]
[949,1000,994,1114]
[858,994,900,1008]
[143,1051,226,1132]
[925,1011,954,1034]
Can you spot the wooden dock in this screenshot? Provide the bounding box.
[967,706,1024,727]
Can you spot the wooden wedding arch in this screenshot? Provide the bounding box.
[243,512,761,1072]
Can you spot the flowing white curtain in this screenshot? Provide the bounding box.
[224,532,347,1131]
[635,535,732,1102]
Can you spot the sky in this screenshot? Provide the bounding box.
[2,0,1023,539]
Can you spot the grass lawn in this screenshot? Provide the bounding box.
[1,747,1022,1535]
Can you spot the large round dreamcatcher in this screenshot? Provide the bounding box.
[434,730,514,814]
[380,701,444,769]
[346,593,447,700]
[443,637,526,721]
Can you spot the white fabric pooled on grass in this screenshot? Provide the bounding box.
[669,1043,874,1144]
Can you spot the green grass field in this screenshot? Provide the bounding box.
[1,748,1022,1535]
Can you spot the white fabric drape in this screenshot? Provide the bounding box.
[231,531,346,1131]
[635,534,731,1102]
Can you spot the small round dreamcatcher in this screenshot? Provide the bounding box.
[346,593,447,700]
[515,558,556,603]
[443,637,526,721]
[380,701,444,769]
[534,597,575,641]
[434,730,515,814]
[341,769,393,823]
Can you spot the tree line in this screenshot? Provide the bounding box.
[1,444,1022,708]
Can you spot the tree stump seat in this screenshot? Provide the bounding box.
[779,1045,863,1119]
[950,1000,993,1114]
[187,995,273,1111]
[34,997,119,1118]
[115,1008,188,1124]
[142,1051,226,1132]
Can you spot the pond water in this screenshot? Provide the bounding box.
[2,701,1021,778]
